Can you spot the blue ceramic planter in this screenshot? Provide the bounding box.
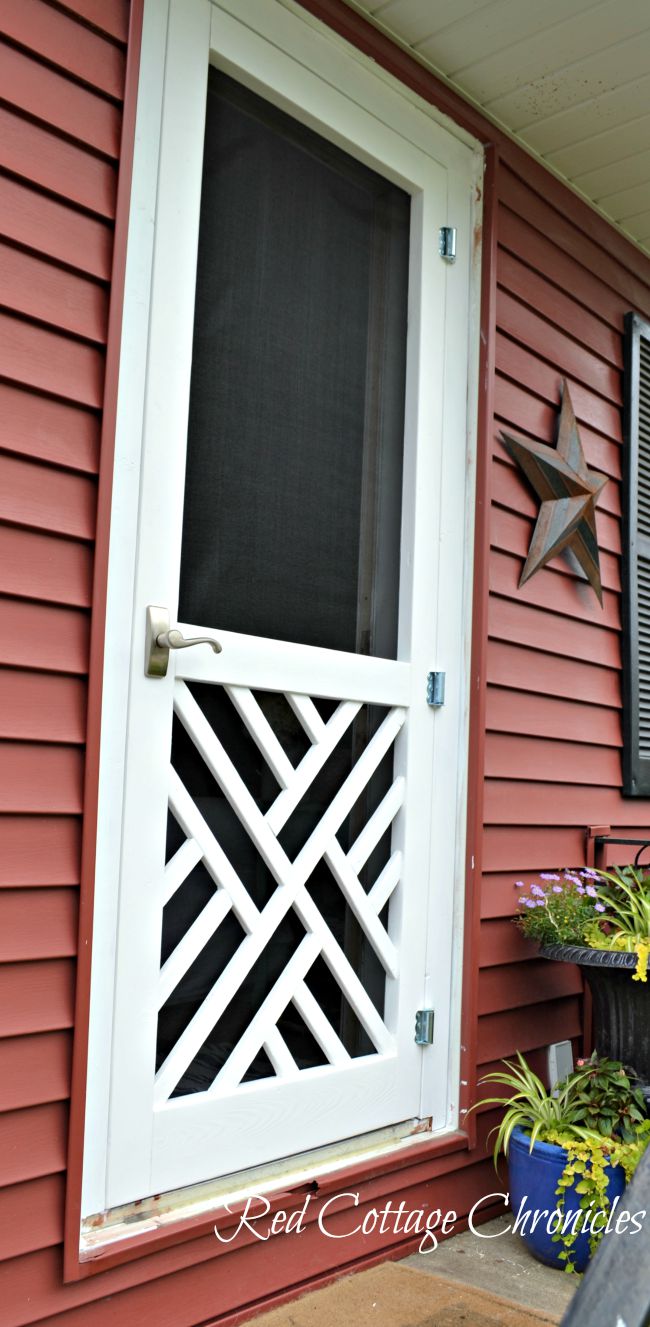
[507,1125,627,1272]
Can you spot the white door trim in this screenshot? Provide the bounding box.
[81,0,482,1222]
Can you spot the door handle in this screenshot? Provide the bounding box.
[157,628,223,654]
[145,606,222,678]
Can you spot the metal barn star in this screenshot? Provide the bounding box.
[499,381,607,604]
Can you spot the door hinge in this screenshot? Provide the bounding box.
[438,226,456,263]
[426,671,445,707]
[415,1009,435,1046]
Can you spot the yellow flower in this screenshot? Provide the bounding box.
[633,941,649,983]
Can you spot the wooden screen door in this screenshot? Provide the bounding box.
[84,0,479,1216]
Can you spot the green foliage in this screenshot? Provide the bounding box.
[596,865,650,938]
[587,866,650,982]
[471,1050,650,1274]
[566,1052,647,1140]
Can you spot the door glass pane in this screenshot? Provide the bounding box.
[178,67,410,657]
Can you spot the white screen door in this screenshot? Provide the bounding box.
[83,0,480,1217]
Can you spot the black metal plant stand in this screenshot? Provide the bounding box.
[541,833,650,1098]
[593,834,650,867]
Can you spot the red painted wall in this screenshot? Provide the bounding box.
[0,0,126,1312]
[1,1,650,1324]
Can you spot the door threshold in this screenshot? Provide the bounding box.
[81,1117,445,1254]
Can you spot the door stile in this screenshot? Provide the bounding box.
[417,160,480,1126]
[389,181,449,1117]
[106,0,212,1209]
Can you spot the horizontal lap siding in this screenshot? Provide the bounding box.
[0,0,124,1311]
[479,155,650,1061]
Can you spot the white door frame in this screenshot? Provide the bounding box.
[81,0,482,1223]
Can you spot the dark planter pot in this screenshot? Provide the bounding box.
[508,1125,626,1272]
[540,944,650,1087]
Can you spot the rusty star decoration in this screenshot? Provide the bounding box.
[499,381,608,605]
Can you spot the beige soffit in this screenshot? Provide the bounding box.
[343,0,650,258]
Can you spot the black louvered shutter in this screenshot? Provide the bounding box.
[623,312,650,795]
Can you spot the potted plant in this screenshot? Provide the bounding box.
[474,1051,650,1274]
[513,867,650,1087]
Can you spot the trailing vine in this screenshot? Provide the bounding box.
[545,1124,650,1273]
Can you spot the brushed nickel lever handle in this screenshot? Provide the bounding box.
[145,606,222,678]
[156,628,222,655]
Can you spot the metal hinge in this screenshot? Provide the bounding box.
[415,1009,435,1046]
[438,226,457,263]
[426,671,445,707]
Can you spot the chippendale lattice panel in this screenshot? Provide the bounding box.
[155,680,406,1102]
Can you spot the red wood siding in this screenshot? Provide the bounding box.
[0,0,124,1317]
[478,141,650,1139]
[3,0,650,1324]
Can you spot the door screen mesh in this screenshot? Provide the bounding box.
[178,67,410,658]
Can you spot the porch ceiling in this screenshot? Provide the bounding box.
[342,0,650,257]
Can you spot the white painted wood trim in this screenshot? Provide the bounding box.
[80,0,172,1216]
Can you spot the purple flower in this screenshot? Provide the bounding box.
[552,884,563,893]
[514,881,525,888]
[523,899,536,908]
[594,903,606,913]
[581,869,601,880]
[576,884,585,894]
[585,885,598,898]
[540,873,560,881]
[535,899,546,907]
[564,872,582,886]
[530,884,545,897]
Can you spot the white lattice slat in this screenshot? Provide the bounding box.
[288,982,350,1067]
[174,682,292,887]
[169,772,259,930]
[162,837,203,905]
[291,885,394,1054]
[368,850,403,915]
[264,1028,298,1078]
[175,685,403,907]
[285,691,327,743]
[225,684,295,788]
[158,887,233,1008]
[324,839,398,977]
[155,815,392,1100]
[291,706,406,885]
[154,884,294,1100]
[166,769,358,1096]
[210,934,321,1092]
[265,699,361,834]
[169,778,308,1080]
[347,776,405,875]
